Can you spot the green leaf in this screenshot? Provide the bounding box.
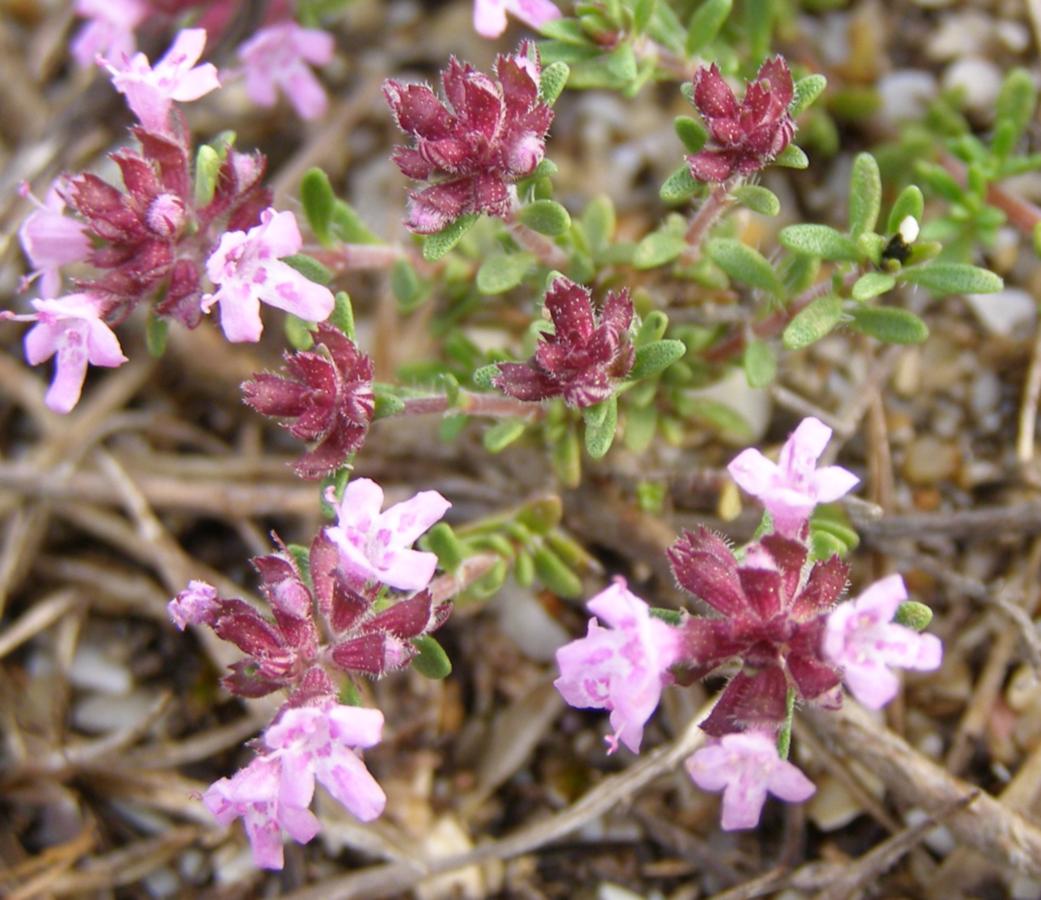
[472,363,500,390]
[422,214,480,261]
[146,313,169,358]
[193,145,221,208]
[633,0,657,33]
[582,195,616,253]
[461,558,508,604]
[782,294,844,349]
[285,314,315,350]
[732,184,780,216]
[848,152,881,237]
[476,253,534,294]
[281,253,332,284]
[569,44,638,90]
[623,403,657,452]
[532,544,583,598]
[849,306,929,344]
[552,425,582,488]
[894,600,934,632]
[706,238,780,292]
[685,0,731,55]
[538,18,591,43]
[300,167,336,246]
[584,394,617,459]
[539,61,570,106]
[674,116,707,154]
[743,339,776,388]
[422,523,465,572]
[852,272,896,301]
[659,165,700,204]
[649,606,683,626]
[514,549,535,587]
[857,232,886,266]
[635,309,669,345]
[774,144,809,169]
[483,419,527,453]
[995,67,1037,150]
[898,263,1003,294]
[789,73,827,117]
[634,231,687,268]
[330,291,355,339]
[330,199,381,244]
[517,200,571,236]
[779,224,860,261]
[516,495,563,533]
[373,384,405,419]
[412,635,452,679]
[391,259,424,312]
[629,339,686,380]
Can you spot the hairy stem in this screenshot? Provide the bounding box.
[683,182,737,261]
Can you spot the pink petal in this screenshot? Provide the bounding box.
[586,579,645,631]
[377,547,440,591]
[86,319,127,367]
[844,661,900,709]
[293,28,335,64]
[474,0,508,37]
[169,63,221,102]
[24,320,61,365]
[327,705,384,748]
[160,28,207,73]
[854,573,907,622]
[727,447,779,497]
[508,0,561,29]
[277,804,321,844]
[319,752,387,821]
[264,262,335,322]
[337,478,386,531]
[778,416,831,476]
[213,284,263,343]
[285,65,329,120]
[812,465,860,503]
[258,209,304,258]
[378,490,452,546]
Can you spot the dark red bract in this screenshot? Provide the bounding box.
[384,41,553,234]
[686,57,795,183]
[242,323,375,479]
[668,526,847,736]
[493,275,634,408]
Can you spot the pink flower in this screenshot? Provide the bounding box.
[202,755,320,870]
[493,276,635,408]
[102,28,220,134]
[554,579,682,754]
[242,323,375,479]
[727,417,860,538]
[202,208,335,343]
[264,704,386,823]
[325,479,451,592]
[686,57,796,182]
[72,0,146,68]
[384,42,553,233]
[168,580,220,629]
[686,731,815,830]
[473,0,561,38]
[18,183,92,299]
[237,23,334,120]
[18,294,127,413]
[823,574,943,709]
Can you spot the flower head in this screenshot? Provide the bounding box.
[202,755,320,870]
[238,22,335,120]
[324,478,451,592]
[242,324,375,478]
[103,29,220,134]
[72,0,146,68]
[384,42,553,233]
[686,57,795,183]
[168,579,221,629]
[18,183,92,299]
[493,275,634,408]
[823,574,942,709]
[473,0,561,38]
[202,208,334,342]
[668,527,849,736]
[20,294,127,413]
[554,579,682,753]
[727,417,859,538]
[686,731,815,830]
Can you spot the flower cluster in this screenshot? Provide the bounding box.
[384,41,554,233]
[242,323,375,479]
[686,57,796,183]
[492,275,635,408]
[554,418,943,830]
[8,28,336,412]
[170,479,451,867]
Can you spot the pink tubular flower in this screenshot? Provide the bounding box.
[686,57,796,183]
[686,731,815,830]
[202,755,320,870]
[823,574,943,709]
[264,704,386,823]
[17,294,127,413]
[384,41,553,233]
[237,22,334,120]
[554,579,682,754]
[727,417,860,538]
[72,0,146,67]
[493,275,635,408]
[202,208,335,342]
[168,580,221,629]
[18,184,92,299]
[473,0,561,38]
[242,323,375,479]
[102,28,221,134]
[324,478,451,592]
